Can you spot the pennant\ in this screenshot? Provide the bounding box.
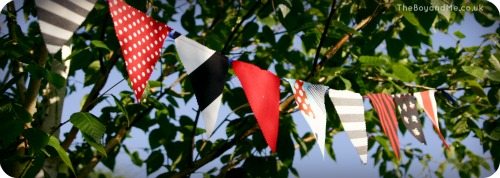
[35,0,97,55]
[108,0,170,101]
[286,79,328,158]
[393,94,426,144]
[233,61,280,152]
[365,93,400,160]
[328,89,368,164]
[174,35,229,137]
[414,90,450,150]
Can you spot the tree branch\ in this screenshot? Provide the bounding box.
[310,0,337,77]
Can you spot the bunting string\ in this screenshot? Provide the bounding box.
[33,0,492,163]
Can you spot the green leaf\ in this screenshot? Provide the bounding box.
[466,80,487,97]
[392,64,415,82]
[69,112,106,145]
[146,150,164,175]
[358,56,386,66]
[462,66,485,79]
[23,128,49,153]
[47,136,75,174]
[91,40,112,52]
[330,20,362,36]
[45,71,66,89]
[82,132,107,157]
[112,94,130,126]
[486,71,500,82]
[278,4,291,18]
[453,31,466,39]
[431,0,451,21]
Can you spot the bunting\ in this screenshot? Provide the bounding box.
[393,94,426,144]
[365,93,400,160]
[414,90,450,150]
[328,89,368,164]
[174,34,229,137]
[233,61,280,152]
[35,0,97,55]
[285,79,327,158]
[108,0,170,101]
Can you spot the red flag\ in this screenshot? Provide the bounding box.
[108,0,170,102]
[233,61,280,152]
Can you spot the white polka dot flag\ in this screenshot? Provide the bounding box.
[108,0,170,102]
[285,79,328,158]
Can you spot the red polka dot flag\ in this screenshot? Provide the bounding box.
[108,0,170,102]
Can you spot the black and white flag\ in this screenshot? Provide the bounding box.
[35,0,97,55]
[174,34,229,137]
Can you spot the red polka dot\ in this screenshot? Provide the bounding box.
[293,80,315,119]
[109,0,171,102]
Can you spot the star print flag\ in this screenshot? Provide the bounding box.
[233,61,280,152]
[108,0,170,101]
[365,93,400,160]
[285,79,327,158]
[414,90,450,150]
[393,94,426,144]
[35,0,97,55]
[328,89,368,164]
[173,34,229,137]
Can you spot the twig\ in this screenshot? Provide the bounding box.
[188,109,201,173]
[310,0,337,77]
[221,0,262,54]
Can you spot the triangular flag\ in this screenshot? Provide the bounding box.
[393,94,427,144]
[328,89,368,164]
[365,93,400,160]
[233,61,280,152]
[108,0,170,102]
[174,35,228,137]
[285,79,327,158]
[35,0,97,55]
[414,90,450,150]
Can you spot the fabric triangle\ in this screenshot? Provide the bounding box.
[233,61,280,152]
[108,0,170,102]
[365,93,400,160]
[285,79,327,158]
[35,0,97,55]
[393,94,427,144]
[414,90,450,150]
[328,89,368,164]
[174,35,229,137]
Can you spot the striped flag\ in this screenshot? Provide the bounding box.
[35,0,97,55]
[286,79,328,158]
[174,34,229,137]
[414,90,450,150]
[328,89,368,164]
[109,0,170,101]
[393,94,426,144]
[365,93,400,160]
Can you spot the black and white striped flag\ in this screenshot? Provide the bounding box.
[35,0,97,55]
[174,34,229,137]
